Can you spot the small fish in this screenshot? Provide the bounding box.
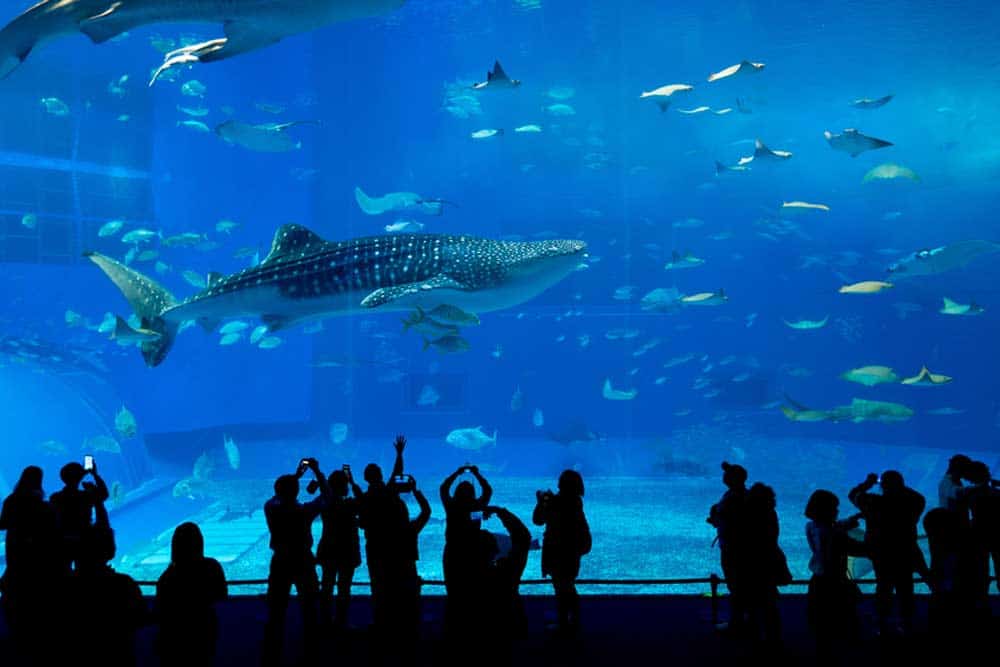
[544,103,576,116]
[681,290,728,306]
[385,220,425,233]
[177,120,211,133]
[850,94,894,109]
[136,250,158,262]
[21,213,37,229]
[177,105,210,117]
[64,309,83,327]
[329,423,349,444]
[471,128,503,139]
[417,384,441,407]
[514,124,542,133]
[121,229,159,244]
[258,336,283,349]
[40,439,68,455]
[424,334,471,353]
[532,408,544,427]
[182,270,207,288]
[424,304,480,328]
[510,386,524,412]
[215,219,239,234]
[255,102,286,114]
[98,220,125,237]
[781,201,830,213]
[602,378,638,401]
[223,435,240,470]
[86,435,121,454]
[115,406,137,439]
[219,333,242,346]
[40,97,70,116]
[154,261,170,275]
[491,344,503,360]
[863,163,919,183]
[181,80,207,97]
[664,251,704,270]
[219,321,249,335]
[839,281,892,294]
[841,365,898,387]
[117,114,130,122]
[927,407,965,416]
[250,325,269,344]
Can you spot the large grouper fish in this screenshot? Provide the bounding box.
[0,0,405,82]
[85,224,588,367]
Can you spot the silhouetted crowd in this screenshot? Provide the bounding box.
[707,454,1000,662]
[2,444,998,665]
[0,436,591,666]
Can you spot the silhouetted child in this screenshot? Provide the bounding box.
[50,460,108,573]
[440,463,493,636]
[65,501,145,667]
[804,489,865,661]
[155,522,228,667]
[317,466,363,629]
[849,471,926,636]
[0,466,57,662]
[707,461,748,632]
[533,469,591,634]
[261,457,330,664]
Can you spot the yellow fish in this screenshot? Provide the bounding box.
[839,281,893,294]
[901,366,952,386]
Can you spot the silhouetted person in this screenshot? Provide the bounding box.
[261,457,330,664]
[742,482,789,649]
[381,473,431,645]
[707,461,748,633]
[155,522,228,667]
[923,507,978,647]
[479,506,531,661]
[50,460,109,573]
[939,454,972,516]
[533,469,590,634]
[0,466,57,665]
[848,471,926,636]
[317,466,363,629]
[64,500,145,667]
[964,461,1000,600]
[359,434,406,631]
[440,464,493,635]
[804,490,865,662]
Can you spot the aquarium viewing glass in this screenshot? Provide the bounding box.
[0,0,998,594]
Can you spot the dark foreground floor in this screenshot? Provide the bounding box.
[2,593,999,666]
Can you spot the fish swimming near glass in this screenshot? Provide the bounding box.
[0,0,407,82]
[887,240,1000,278]
[84,224,587,366]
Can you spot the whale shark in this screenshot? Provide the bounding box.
[84,224,587,366]
[0,0,405,81]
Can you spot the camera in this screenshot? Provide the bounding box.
[83,455,95,472]
[470,511,483,522]
[300,458,311,469]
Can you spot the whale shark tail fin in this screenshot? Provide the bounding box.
[84,251,181,367]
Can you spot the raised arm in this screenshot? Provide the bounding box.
[412,486,431,534]
[440,468,461,504]
[848,474,878,511]
[470,466,493,507]
[532,491,550,526]
[88,466,110,503]
[391,435,406,478]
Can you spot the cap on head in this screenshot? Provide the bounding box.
[721,461,747,487]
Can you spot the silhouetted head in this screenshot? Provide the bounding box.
[60,462,86,488]
[923,507,958,546]
[947,454,972,478]
[721,462,747,489]
[454,480,476,505]
[329,470,348,497]
[805,489,839,524]
[965,461,991,485]
[558,470,584,497]
[171,522,205,565]
[880,470,904,492]
[13,466,43,497]
[747,482,776,509]
[364,463,383,486]
[80,524,116,568]
[274,474,299,502]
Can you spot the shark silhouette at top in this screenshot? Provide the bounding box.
[0,0,405,83]
[85,225,588,366]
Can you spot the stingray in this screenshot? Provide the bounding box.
[887,240,1000,278]
[215,120,318,152]
[824,129,893,157]
[354,186,451,216]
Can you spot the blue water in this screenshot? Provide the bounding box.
[1,0,999,588]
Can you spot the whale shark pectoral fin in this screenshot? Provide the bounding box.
[79,2,137,44]
[361,275,468,309]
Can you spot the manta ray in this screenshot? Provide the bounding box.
[887,240,1000,278]
[0,0,405,82]
[824,128,893,157]
[85,224,587,366]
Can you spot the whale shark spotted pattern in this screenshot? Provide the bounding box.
[85,224,587,366]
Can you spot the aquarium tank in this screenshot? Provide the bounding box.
[0,0,998,594]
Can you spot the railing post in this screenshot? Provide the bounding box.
[709,573,720,627]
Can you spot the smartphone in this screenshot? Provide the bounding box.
[470,511,483,522]
[393,474,409,484]
[83,455,95,472]
[343,464,350,472]
[300,458,310,468]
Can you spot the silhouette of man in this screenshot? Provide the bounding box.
[939,454,972,516]
[848,470,926,636]
[261,457,330,664]
[0,466,57,662]
[440,464,492,636]
[50,460,109,573]
[317,466,363,629]
[742,482,788,648]
[64,500,145,667]
[480,506,531,659]
[964,461,1000,599]
[359,434,406,631]
[155,522,228,667]
[381,473,431,645]
[707,461,748,632]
